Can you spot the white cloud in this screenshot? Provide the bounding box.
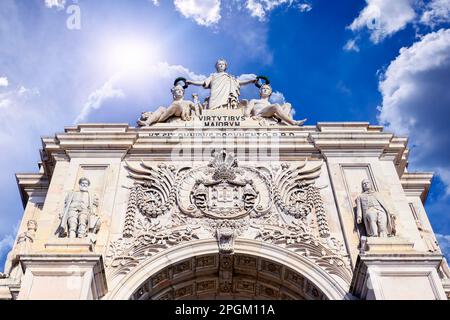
[174,0,221,27]
[269,90,295,116]
[246,0,265,19]
[343,39,360,52]
[18,86,40,97]
[420,0,450,27]
[378,29,450,192]
[171,0,310,26]
[298,2,312,12]
[0,98,11,109]
[0,220,20,272]
[0,85,39,110]
[246,0,311,21]
[348,0,450,46]
[0,234,14,259]
[44,0,66,10]
[270,91,286,104]
[75,74,125,123]
[152,62,206,82]
[238,73,257,81]
[151,0,160,6]
[348,0,416,44]
[75,62,207,123]
[0,77,8,87]
[436,233,450,260]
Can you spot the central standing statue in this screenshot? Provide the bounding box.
[186,58,257,110]
[136,59,307,126]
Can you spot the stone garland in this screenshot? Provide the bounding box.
[311,186,331,238]
[123,186,138,238]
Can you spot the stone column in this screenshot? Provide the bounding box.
[351,246,447,300]
[17,254,107,300]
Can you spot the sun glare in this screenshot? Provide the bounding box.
[107,39,159,72]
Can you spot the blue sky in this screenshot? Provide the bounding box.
[1,0,450,268]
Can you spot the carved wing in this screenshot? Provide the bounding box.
[273,159,323,219]
[125,161,184,218]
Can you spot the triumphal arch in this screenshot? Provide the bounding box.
[1,60,449,300]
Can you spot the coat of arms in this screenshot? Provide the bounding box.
[179,150,271,219]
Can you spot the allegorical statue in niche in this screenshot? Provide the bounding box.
[243,83,307,126]
[57,177,101,241]
[185,58,257,110]
[137,85,201,126]
[1,220,38,279]
[16,220,37,253]
[356,179,397,237]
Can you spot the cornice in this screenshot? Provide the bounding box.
[401,172,434,203]
[20,122,411,190]
[15,173,49,208]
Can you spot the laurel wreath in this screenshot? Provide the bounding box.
[174,77,188,89]
[255,75,270,88]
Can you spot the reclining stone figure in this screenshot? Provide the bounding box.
[243,84,306,126]
[137,85,200,127]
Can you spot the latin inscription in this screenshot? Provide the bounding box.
[143,132,296,138]
[199,115,245,127]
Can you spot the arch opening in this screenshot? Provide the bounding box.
[130,253,327,300]
[106,239,349,300]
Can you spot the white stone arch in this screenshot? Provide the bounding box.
[105,238,351,300]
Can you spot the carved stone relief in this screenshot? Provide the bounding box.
[106,150,351,285]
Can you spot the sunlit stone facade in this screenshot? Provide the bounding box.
[0,109,449,300]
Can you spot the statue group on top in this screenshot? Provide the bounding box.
[137,59,306,127]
